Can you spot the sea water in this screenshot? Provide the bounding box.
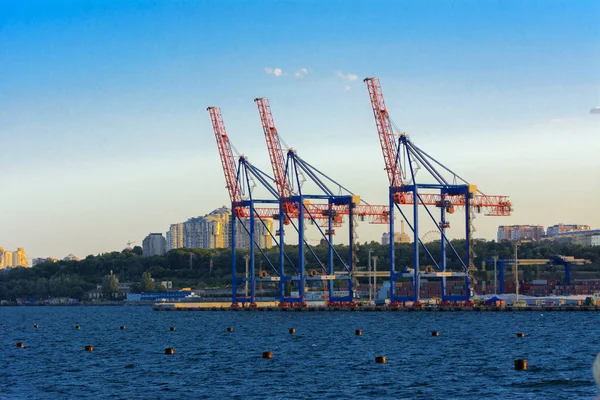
[1,306,599,399]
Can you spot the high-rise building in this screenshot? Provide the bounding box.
[13,248,29,267]
[497,225,545,241]
[179,206,273,250]
[142,233,167,257]
[2,251,13,268]
[546,224,591,237]
[0,248,30,268]
[166,223,184,251]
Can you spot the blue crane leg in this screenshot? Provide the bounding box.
[278,202,285,301]
[389,188,396,302]
[249,205,255,304]
[298,197,305,303]
[441,208,447,298]
[328,212,334,300]
[231,208,237,304]
[413,187,419,301]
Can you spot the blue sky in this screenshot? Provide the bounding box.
[1,0,599,259]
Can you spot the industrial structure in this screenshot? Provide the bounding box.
[485,255,590,294]
[363,77,512,302]
[208,102,388,306]
[253,97,389,306]
[209,77,514,306]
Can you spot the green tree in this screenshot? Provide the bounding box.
[101,273,119,295]
[141,272,155,292]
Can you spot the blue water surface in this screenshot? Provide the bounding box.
[1,307,599,399]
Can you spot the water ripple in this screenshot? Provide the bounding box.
[1,307,599,399]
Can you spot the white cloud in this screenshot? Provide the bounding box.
[294,68,309,79]
[264,67,286,77]
[337,71,359,81]
[345,85,351,92]
[590,107,600,115]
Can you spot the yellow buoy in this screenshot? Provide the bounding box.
[289,328,295,334]
[84,345,94,352]
[75,325,80,330]
[16,342,24,348]
[355,330,362,336]
[170,327,176,331]
[227,327,233,332]
[375,356,386,364]
[432,331,439,337]
[262,351,273,359]
[165,347,175,355]
[516,333,525,338]
[514,359,527,370]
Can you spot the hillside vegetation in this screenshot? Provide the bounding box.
[1,240,599,301]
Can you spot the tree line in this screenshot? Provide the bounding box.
[0,239,598,301]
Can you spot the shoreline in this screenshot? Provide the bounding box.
[153,303,600,312]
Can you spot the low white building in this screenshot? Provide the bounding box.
[577,235,600,247]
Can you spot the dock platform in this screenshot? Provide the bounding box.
[153,303,600,312]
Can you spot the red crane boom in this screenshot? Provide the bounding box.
[364,77,403,188]
[254,98,292,199]
[207,106,246,217]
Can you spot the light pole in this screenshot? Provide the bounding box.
[368,249,373,303]
[244,255,250,298]
[492,255,498,295]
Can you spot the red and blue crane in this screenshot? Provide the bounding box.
[364,77,512,302]
[253,97,391,305]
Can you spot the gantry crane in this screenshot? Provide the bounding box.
[209,104,386,306]
[364,77,512,302]
[208,106,297,306]
[254,97,390,304]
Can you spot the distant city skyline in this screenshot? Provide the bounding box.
[1,1,599,258]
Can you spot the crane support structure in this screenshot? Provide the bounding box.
[364,77,512,303]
